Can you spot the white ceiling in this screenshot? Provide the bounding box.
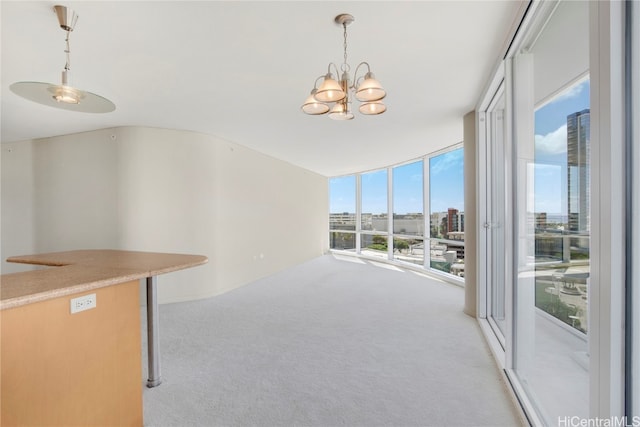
[1,1,525,177]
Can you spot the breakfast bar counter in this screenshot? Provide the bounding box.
[1,249,208,309]
[0,249,207,426]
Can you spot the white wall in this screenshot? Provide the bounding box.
[2,129,120,273]
[2,140,36,272]
[1,126,328,302]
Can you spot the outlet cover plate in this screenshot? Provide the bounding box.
[70,293,96,314]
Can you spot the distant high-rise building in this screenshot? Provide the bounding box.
[567,109,590,232]
[447,208,459,233]
[445,208,464,233]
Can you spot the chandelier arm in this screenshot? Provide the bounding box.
[313,75,326,89]
[326,63,341,78]
[353,62,371,84]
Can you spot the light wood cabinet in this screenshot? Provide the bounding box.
[1,280,143,426]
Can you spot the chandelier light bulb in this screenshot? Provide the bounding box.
[52,86,82,104]
[49,69,83,104]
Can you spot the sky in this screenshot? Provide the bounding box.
[329,78,589,217]
[329,149,464,215]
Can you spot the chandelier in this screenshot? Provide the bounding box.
[10,5,115,113]
[301,14,386,120]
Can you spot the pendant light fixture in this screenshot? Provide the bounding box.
[301,14,386,120]
[9,5,115,113]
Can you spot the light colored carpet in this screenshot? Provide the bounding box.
[142,254,522,427]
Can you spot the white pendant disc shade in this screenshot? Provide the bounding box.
[9,5,115,114]
[355,72,386,102]
[314,74,346,103]
[10,81,116,113]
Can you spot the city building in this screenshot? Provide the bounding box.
[447,208,460,233]
[567,109,591,233]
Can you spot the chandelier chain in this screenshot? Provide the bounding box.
[341,23,350,73]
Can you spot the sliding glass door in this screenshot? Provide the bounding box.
[512,1,590,422]
[476,0,633,422]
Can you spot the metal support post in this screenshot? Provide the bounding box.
[146,276,162,387]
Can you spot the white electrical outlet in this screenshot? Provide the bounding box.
[70,293,97,314]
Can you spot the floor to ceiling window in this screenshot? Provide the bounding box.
[328,151,463,282]
[392,160,425,266]
[518,76,591,424]
[533,78,590,335]
[329,175,356,251]
[428,147,465,277]
[360,169,389,260]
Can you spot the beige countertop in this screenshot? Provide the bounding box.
[0,249,208,310]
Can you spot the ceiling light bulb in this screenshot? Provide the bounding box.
[301,89,330,115]
[359,101,386,115]
[355,72,386,102]
[315,73,346,103]
[52,85,82,104]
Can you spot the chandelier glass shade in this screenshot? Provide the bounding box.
[9,5,115,114]
[315,73,346,103]
[301,88,330,115]
[359,101,386,115]
[301,14,386,120]
[355,72,386,102]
